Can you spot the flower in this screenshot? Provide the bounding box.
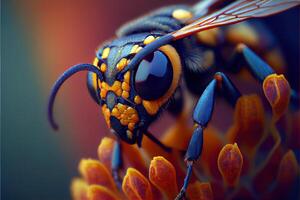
[71,75,299,200]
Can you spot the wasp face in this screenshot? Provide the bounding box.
[92,34,182,145]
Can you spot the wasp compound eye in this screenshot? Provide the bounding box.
[134,51,173,100]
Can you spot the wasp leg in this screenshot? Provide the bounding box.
[175,72,240,200]
[144,130,172,152]
[111,140,122,189]
[230,44,299,108]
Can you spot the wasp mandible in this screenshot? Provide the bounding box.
[48,0,300,199]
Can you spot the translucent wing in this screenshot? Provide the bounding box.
[173,0,300,39]
[192,0,229,17]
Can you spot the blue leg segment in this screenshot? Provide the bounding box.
[235,44,274,81]
[232,44,299,108]
[193,79,217,126]
[176,72,241,200]
[111,141,122,189]
[215,72,241,107]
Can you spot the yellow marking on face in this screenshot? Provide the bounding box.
[136,46,143,53]
[144,35,155,45]
[134,96,142,104]
[102,47,110,59]
[121,82,130,92]
[91,72,98,90]
[99,81,122,98]
[142,100,160,115]
[130,45,139,54]
[172,9,193,21]
[111,108,120,117]
[196,28,220,46]
[101,104,111,128]
[122,91,129,99]
[93,58,99,67]
[116,58,128,71]
[100,63,107,72]
[111,103,139,130]
[141,45,182,115]
[124,72,130,83]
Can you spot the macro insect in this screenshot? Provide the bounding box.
[48,0,300,199]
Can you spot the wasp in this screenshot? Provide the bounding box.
[48,0,300,199]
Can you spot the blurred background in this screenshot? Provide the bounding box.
[1,0,299,200]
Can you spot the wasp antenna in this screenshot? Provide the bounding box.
[48,63,103,130]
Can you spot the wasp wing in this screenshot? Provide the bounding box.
[192,0,232,18]
[173,0,300,40]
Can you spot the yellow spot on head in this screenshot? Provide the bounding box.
[124,72,130,83]
[100,63,107,72]
[93,58,99,67]
[142,100,160,115]
[172,9,192,21]
[144,35,155,45]
[111,108,120,117]
[111,103,139,129]
[122,82,130,92]
[122,91,129,99]
[134,96,142,104]
[101,105,111,128]
[99,81,122,98]
[136,46,143,53]
[130,45,139,54]
[102,47,110,59]
[116,58,128,71]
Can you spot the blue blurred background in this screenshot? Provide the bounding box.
[1,0,299,200]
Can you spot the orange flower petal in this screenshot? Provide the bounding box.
[263,74,291,121]
[149,156,178,199]
[121,142,148,176]
[70,178,88,200]
[252,128,282,194]
[79,159,117,192]
[122,168,153,200]
[261,150,299,199]
[210,181,225,200]
[161,113,193,150]
[97,137,115,170]
[217,143,243,187]
[200,126,224,179]
[142,132,172,160]
[277,150,299,187]
[187,181,213,200]
[87,185,120,200]
[227,95,265,150]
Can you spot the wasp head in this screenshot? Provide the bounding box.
[91,34,182,145]
[48,34,181,146]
